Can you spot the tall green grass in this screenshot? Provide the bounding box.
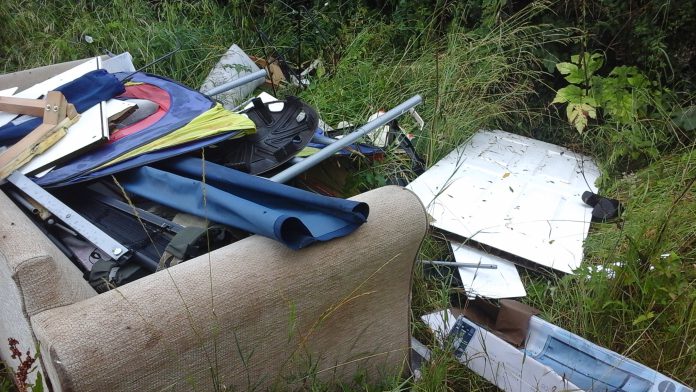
[1,0,694,389]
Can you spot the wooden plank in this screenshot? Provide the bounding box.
[0,115,78,180]
[19,99,135,175]
[0,96,47,117]
[42,91,68,125]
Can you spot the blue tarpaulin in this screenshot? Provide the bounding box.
[117,156,369,249]
[0,70,125,146]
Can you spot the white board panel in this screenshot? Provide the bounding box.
[451,242,526,298]
[0,87,17,97]
[0,57,101,127]
[408,130,599,274]
[19,99,135,175]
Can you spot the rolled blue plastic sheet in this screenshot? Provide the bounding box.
[117,157,369,249]
[0,69,125,145]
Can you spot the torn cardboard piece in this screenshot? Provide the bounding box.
[422,310,579,392]
[407,130,600,274]
[421,308,692,392]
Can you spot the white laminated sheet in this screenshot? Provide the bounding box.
[451,241,526,298]
[0,57,102,127]
[19,99,136,175]
[408,130,599,274]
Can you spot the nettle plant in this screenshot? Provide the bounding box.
[552,52,671,133]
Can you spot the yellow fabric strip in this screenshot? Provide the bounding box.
[296,146,321,157]
[96,103,255,169]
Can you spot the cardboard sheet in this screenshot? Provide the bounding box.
[451,241,526,298]
[422,311,580,392]
[407,130,599,274]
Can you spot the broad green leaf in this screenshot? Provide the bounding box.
[671,106,696,131]
[566,103,595,133]
[552,85,583,104]
[556,62,584,84]
[587,53,604,74]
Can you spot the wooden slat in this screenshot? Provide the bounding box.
[42,91,67,125]
[0,114,79,180]
[0,96,47,117]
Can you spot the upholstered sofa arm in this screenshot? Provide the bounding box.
[0,191,96,386]
[30,186,427,391]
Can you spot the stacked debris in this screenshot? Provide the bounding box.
[406,131,687,390]
[0,47,423,293]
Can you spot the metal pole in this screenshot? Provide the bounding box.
[420,260,498,269]
[270,94,423,183]
[204,69,268,96]
[311,134,337,145]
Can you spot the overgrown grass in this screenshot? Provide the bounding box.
[524,148,696,385]
[1,0,695,390]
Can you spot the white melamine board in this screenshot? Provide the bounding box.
[0,87,18,97]
[0,57,101,127]
[451,242,526,298]
[407,130,599,274]
[19,99,135,175]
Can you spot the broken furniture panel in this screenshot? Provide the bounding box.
[450,241,526,298]
[408,130,600,274]
[19,99,136,175]
[0,57,101,127]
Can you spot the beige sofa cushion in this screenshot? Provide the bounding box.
[0,190,96,387]
[31,186,427,391]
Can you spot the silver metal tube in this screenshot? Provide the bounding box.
[420,260,498,269]
[311,134,337,145]
[7,190,39,215]
[270,94,423,183]
[204,69,267,96]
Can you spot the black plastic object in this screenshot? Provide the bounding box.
[223,96,318,175]
[582,191,622,222]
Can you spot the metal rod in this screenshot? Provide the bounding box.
[270,94,423,183]
[311,134,337,145]
[204,69,268,96]
[90,191,184,234]
[7,172,128,261]
[7,190,39,214]
[420,260,498,269]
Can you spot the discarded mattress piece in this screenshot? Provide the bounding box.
[421,310,692,392]
[35,72,255,187]
[117,156,369,249]
[407,129,600,274]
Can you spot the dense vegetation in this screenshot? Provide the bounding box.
[1,0,694,390]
